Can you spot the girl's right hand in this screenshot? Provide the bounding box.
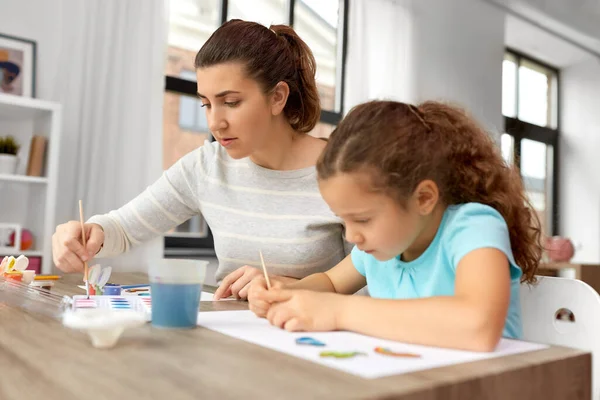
[248,276,285,317]
[52,221,104,273]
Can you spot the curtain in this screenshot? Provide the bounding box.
[344,0,415,113]
[50,0,168,270]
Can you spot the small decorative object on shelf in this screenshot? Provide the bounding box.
[544,236,575,262]
[26,135,46,176]
[0,223,21,253]
[9,228,33,250]
[0,135,20,174]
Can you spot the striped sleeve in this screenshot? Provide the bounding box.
[88,145,207,257]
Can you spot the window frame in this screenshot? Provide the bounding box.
[165,0,349,123]
[163,0,349,255]
[503,48,560,235]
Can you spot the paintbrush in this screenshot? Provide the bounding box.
[259,250,271,290]
[78,200,90,299]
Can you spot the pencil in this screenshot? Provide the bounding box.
[259,250,271,290]
[33,275,61,281]
[78,200,90,299]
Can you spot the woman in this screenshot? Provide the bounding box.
[52,19,350,300]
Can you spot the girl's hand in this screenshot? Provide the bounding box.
[247,276,285,317]
[259,289,342,332]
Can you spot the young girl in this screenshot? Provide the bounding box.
[248,100,542,352]
[52,19,350,300]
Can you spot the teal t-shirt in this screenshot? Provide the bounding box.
[351,202,523,339]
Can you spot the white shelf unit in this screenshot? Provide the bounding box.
[0,174,48,184]
[0,93,62,274]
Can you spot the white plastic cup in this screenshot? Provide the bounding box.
[148,259,207,329]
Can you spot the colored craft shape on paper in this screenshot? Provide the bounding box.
[296,336,326,347]
[319,351,366,359]
[374,347,421,358]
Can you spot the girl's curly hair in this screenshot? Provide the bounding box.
[317,100,541,283]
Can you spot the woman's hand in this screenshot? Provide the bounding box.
[214,266,296,300]
[214,266,265,300]
[52,221,104,273]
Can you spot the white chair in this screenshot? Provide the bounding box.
[521,276,600,398]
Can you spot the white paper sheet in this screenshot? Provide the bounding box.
[200,292,238,301]
[200,291,214,301]
[197,310,548,379]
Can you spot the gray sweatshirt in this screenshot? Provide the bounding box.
[88,141,351,283]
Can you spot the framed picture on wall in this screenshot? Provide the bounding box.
[0,33,37,98]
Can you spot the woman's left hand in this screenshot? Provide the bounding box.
[214,265,264,300]
[214,266,297,300]
[258,289,342,332]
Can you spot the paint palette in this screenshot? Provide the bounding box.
[72,295,152,321]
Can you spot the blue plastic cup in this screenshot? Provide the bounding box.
[148,259,207,329]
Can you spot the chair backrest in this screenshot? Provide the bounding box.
[521,276,600,398]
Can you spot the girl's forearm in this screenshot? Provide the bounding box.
[276,275,301,284]
[286,273,336,292]
[337,295,504,352]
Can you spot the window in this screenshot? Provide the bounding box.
[178,70,209,133]
[500,132,514,165]
[163,91,211,171]
[502,49,559,237]
[227,0,288,25]
[164,0,219,171]
[294,0,342,113]
[163,0,349,254]
[308,121,335,139]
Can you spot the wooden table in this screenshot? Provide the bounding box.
[0,272,591,399]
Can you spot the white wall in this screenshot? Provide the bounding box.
[489,0,600,55]
[411,0,505,137]
[344,0,505,140]
[560,58,600,262]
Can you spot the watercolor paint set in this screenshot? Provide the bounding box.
[71,295,152,321]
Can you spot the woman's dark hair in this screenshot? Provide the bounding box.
[195,19,320,133]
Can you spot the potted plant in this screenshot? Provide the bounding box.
[0,136,20,174]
